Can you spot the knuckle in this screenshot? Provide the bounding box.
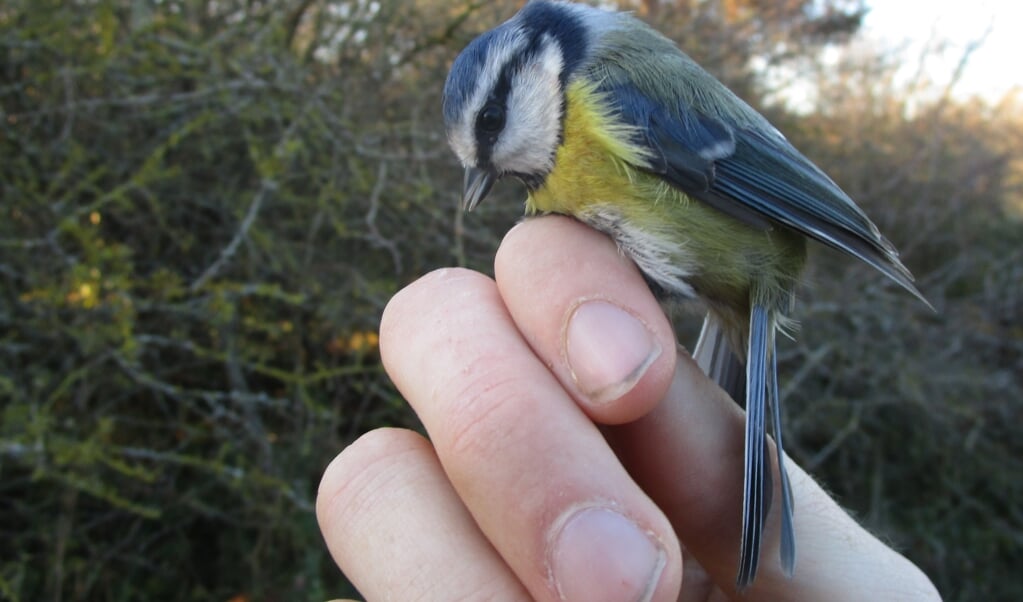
[437,356,535,463]
[316,428,429,530]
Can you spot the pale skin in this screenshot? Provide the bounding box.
[316,215,941,602]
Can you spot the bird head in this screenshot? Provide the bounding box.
[441,1,599,210]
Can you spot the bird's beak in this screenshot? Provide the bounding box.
[463,167,497,212]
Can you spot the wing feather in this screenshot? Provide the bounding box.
[589,57,926,302]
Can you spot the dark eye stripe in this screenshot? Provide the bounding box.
[474,31,552,166]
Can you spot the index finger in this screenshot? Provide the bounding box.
[379,267,683,601]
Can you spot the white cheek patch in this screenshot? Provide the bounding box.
[450,28,529,167]
[492,35,564,175]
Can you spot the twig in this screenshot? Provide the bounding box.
[363,161,403,274]
[805,402,863,469]
[6,79,270,120]
[190,179,275,292]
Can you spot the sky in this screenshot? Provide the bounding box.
[863,0,1023,102]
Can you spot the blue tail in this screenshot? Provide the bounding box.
[696,307,796,589]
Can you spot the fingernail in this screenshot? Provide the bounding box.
[565,301,661,404]
[549,506,666,602]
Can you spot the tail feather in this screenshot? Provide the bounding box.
[693,314,745,403]
[769,339,796,576]
[736,304,770,588]
[695,310,796,588]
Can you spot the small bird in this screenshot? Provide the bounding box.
[442,0,927,588]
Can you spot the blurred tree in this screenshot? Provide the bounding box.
[0,1,1019,601]
[628,0,866,99]
[766,41,1023,601]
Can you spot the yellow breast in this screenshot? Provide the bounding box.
[526,80,658,216]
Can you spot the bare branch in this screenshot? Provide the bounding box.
[190,179,276,292]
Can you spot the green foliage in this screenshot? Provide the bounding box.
[1,1,483,599]
[1,1,1020,601]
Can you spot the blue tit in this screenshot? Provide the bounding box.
[442,0,928,588]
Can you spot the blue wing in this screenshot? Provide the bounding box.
[594,77,927,303]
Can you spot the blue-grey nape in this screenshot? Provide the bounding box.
[515,1,590,85]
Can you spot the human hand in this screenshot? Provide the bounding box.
[316,215,940,601]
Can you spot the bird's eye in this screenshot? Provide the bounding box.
[477,104,506,135]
